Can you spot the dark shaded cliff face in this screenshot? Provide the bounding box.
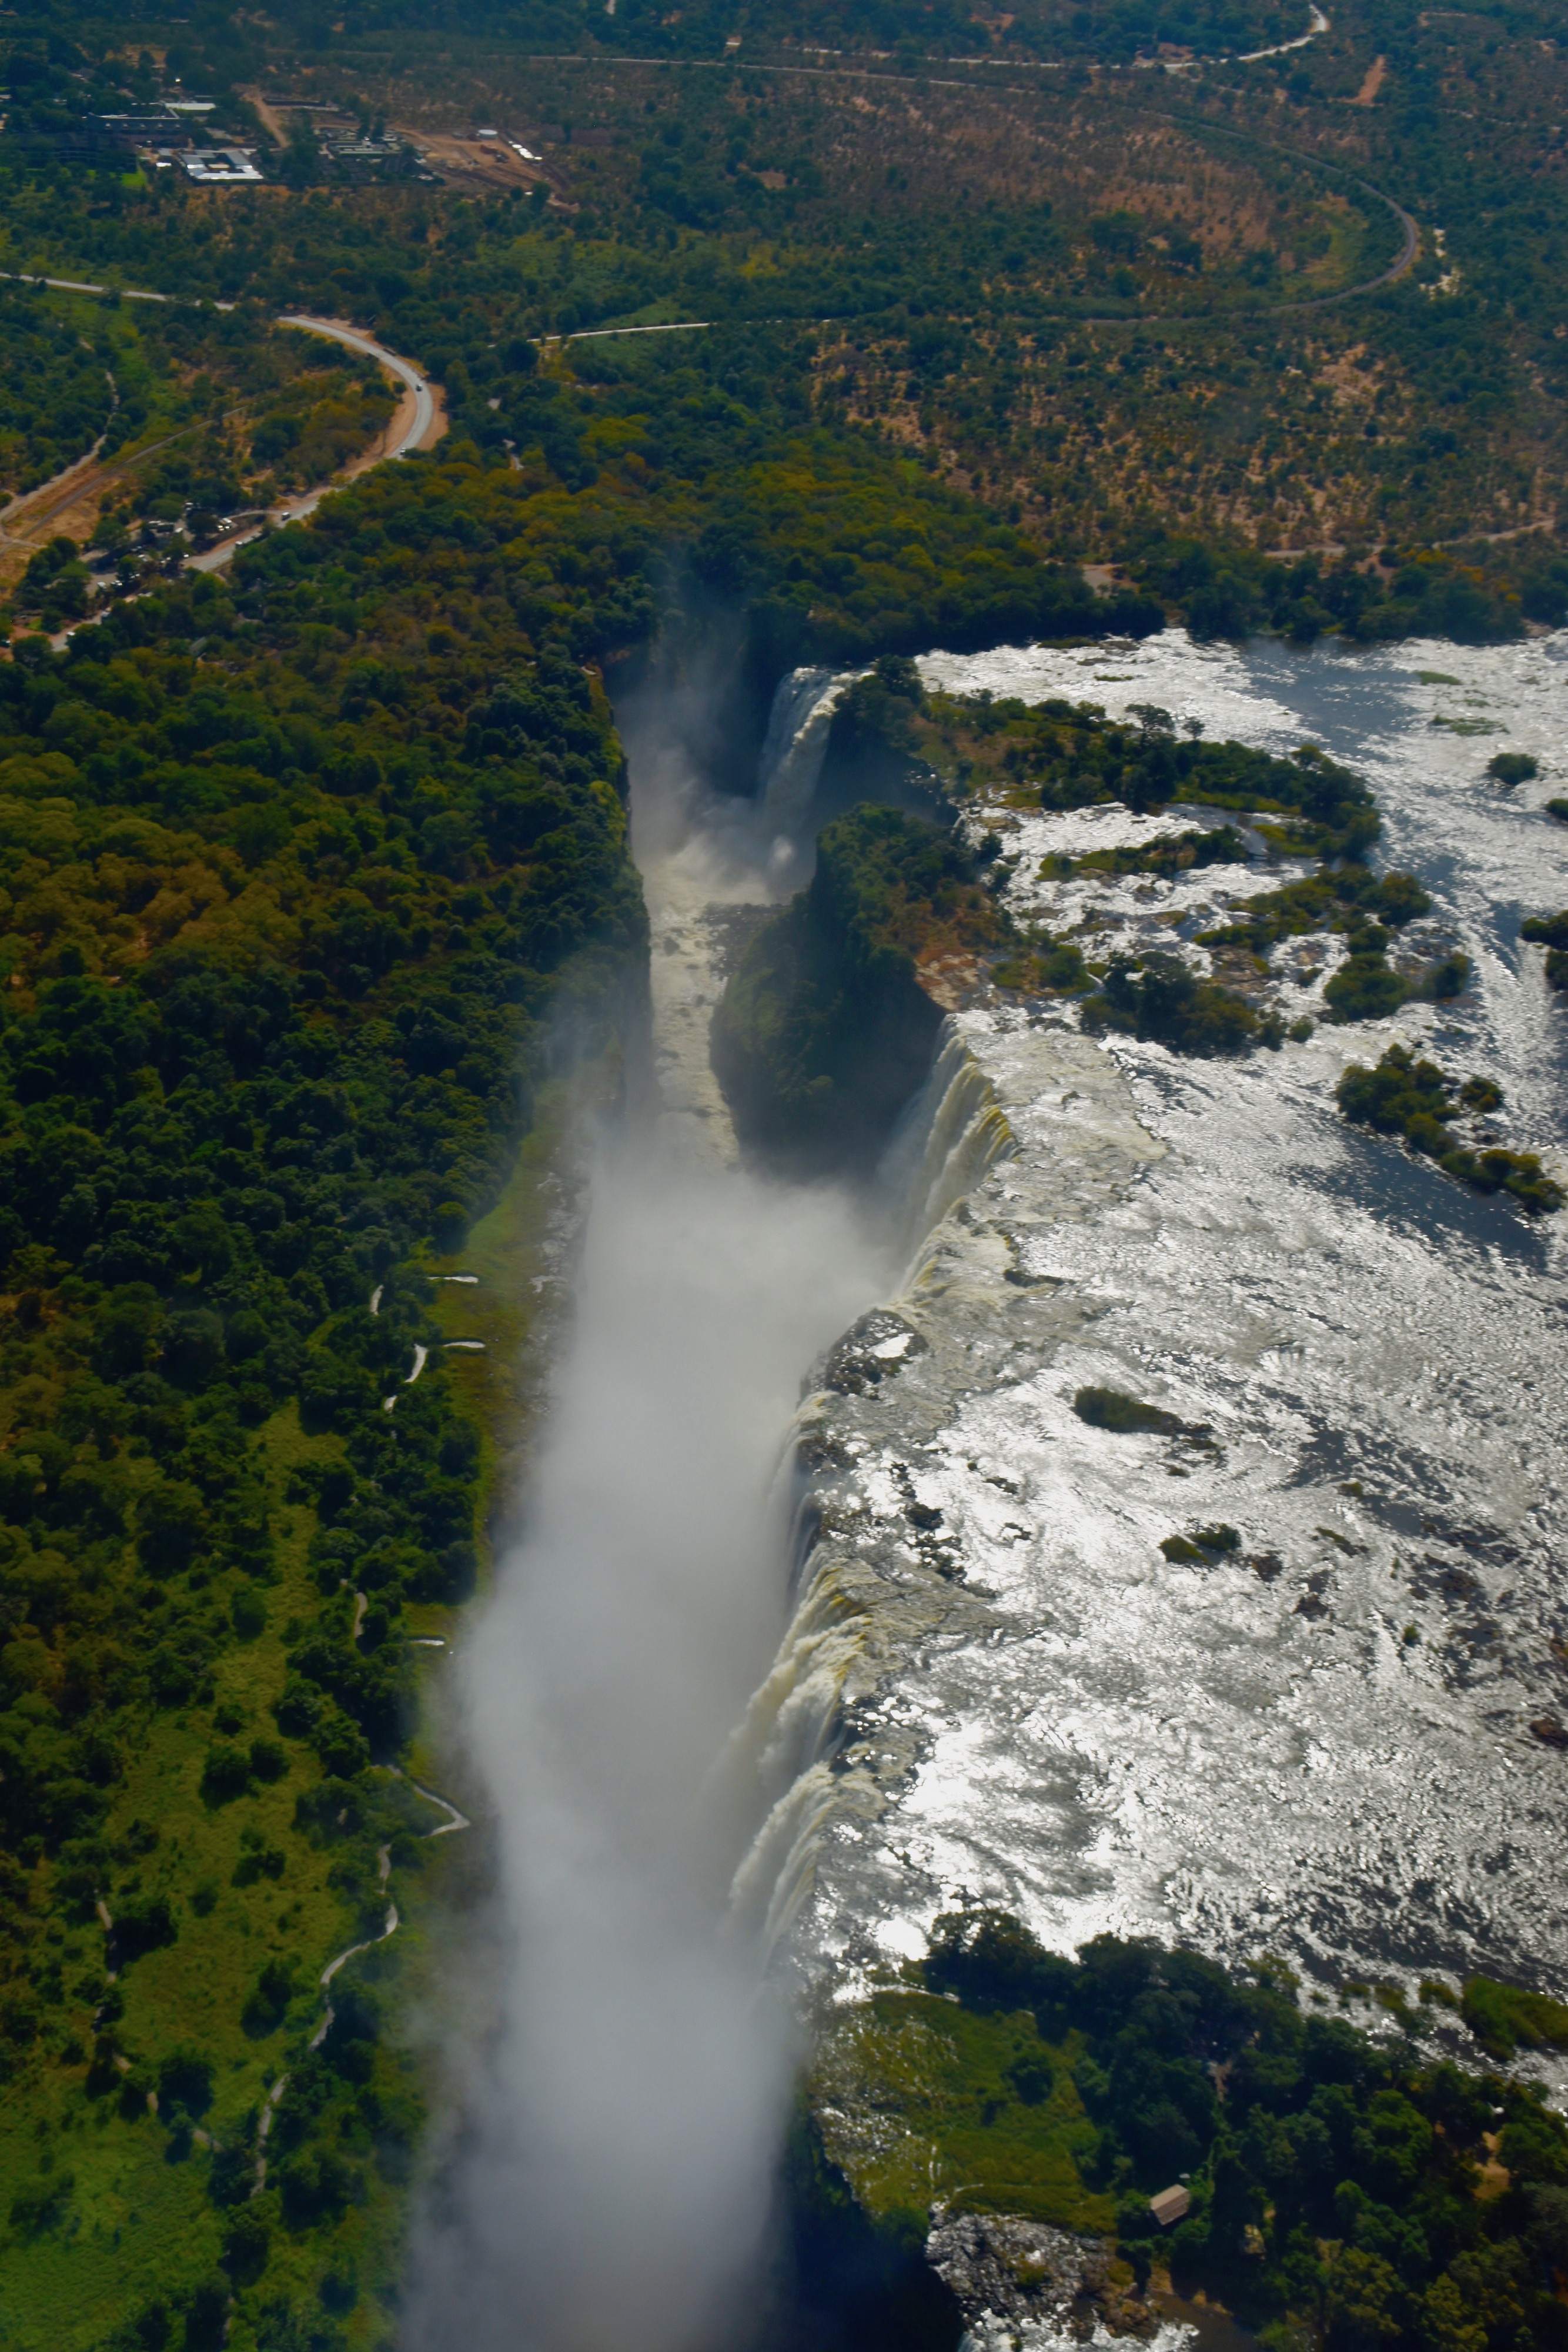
[710,804,1001,1175]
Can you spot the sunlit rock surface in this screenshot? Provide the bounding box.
[735,630,1568,2041]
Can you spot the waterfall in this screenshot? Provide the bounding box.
[407,652,905,2350]
[725,1570,878,1958]
[756,665,856,833]
[881,1020,1015,1260]
[726,1023,1017,1965]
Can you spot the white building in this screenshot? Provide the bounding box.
[180,146,263,184]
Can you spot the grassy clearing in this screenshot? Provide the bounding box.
[812,1989,1115,2236]
[0,1406,368,2348]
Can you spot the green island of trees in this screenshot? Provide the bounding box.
[1336,1046,1562,1215]
[1072,1385,1186,1437]
[1198,861,1470,1024]
[1521,910,1568,993]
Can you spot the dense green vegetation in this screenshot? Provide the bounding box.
[1337,1045,1563,1214]
[1068,822,1248,878]
[1126,534,1568,647]
[1196,858,1469,1024]
[1522,909,1568,993]
[0,290,116,496]
[1083,947,1276,1054]
[0,433,648,2344]
[828,672,1379,848]
[1159,1521,1239,1561]
[1460,1976,1568,2064]
[805,1909,1568,2352]
[713,803,1002,1171]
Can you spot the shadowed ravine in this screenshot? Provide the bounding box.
[401,676,900,2351]
[407,626,1568,2351]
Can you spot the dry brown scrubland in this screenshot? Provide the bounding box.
[278,36,1564,554]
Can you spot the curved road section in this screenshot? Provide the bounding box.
[278,313,436,451]
[191,313,442,572]
[0,273,440,577]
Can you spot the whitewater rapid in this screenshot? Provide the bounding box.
[731,628,1568,2057]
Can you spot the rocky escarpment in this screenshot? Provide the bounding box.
[927,2214,1160,2346]
[711,802,1002,1174]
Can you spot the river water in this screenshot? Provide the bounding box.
[724,627,1568,2073]
[414,626,1567,2348]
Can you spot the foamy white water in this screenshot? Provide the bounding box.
[735,629,1568,2059]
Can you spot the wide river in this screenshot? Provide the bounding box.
[713,626,1568,2084]
[413,626,1568,2350]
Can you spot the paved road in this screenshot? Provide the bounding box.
[560,318,713,343]
[0,274,436,574]
[189,313,439,570]
[275,312,436,459]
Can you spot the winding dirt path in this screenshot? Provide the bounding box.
[250,1774,469,2196]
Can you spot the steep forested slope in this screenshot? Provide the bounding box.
[0,446,648,2349]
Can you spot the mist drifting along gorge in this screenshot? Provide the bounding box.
[3,7,1568,2351]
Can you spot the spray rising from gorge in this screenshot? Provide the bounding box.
[404,673,893,2352]
[412,624,1568,2347]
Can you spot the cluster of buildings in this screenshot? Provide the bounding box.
[11,100,263,179]
[5,96,420,185]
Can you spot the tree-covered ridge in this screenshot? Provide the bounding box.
[1,35,1565,617]
[805,1910,1568,2352]
[5,0,1313,80]
[1124,533,1568,648]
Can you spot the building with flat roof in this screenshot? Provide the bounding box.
[180,146,263,183]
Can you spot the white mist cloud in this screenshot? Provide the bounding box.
[406,1140,885,2352]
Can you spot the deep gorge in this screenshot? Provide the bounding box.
[409,618,1568,2351]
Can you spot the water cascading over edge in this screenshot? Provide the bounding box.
[757,666,857,834]
[725,1020,1015,1965]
